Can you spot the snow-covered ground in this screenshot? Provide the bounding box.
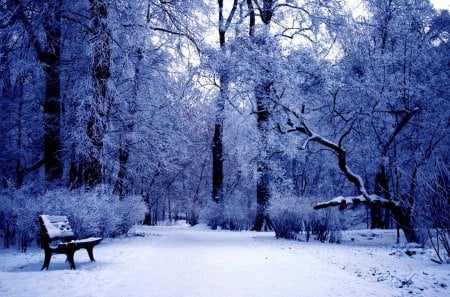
[0,224,448,297]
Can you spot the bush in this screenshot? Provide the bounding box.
[310,209,342,244]
[417,162,450,263]
[269,195,343,243]
[0,186,41,251]
[0,185,147,251]
[270,195,305,240]
[201,193,254,230]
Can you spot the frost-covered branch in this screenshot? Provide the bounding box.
[293,122,400,210]
[290,121,371,199]
[313,194,398,211]
[275,100,399,209]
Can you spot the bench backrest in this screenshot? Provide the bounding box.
[39,215,75,243]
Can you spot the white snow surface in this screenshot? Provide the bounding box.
[1,224,449,297]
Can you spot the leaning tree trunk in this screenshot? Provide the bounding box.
[85,0,111,188]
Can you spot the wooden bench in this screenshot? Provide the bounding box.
[39,215,102,270]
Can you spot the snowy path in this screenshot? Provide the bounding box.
[0,225,448,297]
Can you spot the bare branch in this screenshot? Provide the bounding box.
[338,120,355,148]
[383,107,420,154]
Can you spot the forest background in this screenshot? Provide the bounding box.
[0,0,449,261]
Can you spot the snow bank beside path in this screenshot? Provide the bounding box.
[0,225,448,297]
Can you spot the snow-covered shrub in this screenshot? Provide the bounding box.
[201,200,224,229]
[201,193,254,230]
[270,196,304,240]
[269,193,343,243]
[0,186,147,251]
[222,193,254,230]
[40,186,147,238]
[309,209,343,244]
[416,163,450,263]
[0,186,42,251]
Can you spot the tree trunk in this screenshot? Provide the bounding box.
[372,164,391,229]
[42,4,63,184]
[392,205,419,243]
[248,0,275,231]
[113,147,129,197]
[370,108,419,229]
[253,81,273,231]
[86,0,111,188]
[212,0,237,204]
[14,76,24,188]
[212,73,226,203]
[12,0,63,186]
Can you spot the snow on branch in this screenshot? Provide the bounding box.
[313,194,399,211]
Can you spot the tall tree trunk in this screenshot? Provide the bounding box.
[14,76,24,188]
[69,153,83,190]
[248,0,274,231]
[113,46,142,197]
[253,81,273,231]
[212,0,237,204]
[212,70,226,203]
[391,205,419,243]
[42,17,63,184]
[12,0,63,185]
[85,0,111,188]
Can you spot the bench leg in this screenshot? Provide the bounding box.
[41,250,52,270]
[66,250,76,270]
[86,246,96,262]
